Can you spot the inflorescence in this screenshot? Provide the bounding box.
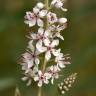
[19,0,71,87]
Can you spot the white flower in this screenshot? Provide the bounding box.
[24,7,47,27]
[47,12,58,24]
[30,27,50,41]
[34,71,51,87]
[21,67,39,86]
[55,53,66,69]
[48,24,66,32]
[55,52,71,69]
[58,18,67,24]
[21,51,40,70]
[47,65,59,84]
[48,25,65,40]
[36,2,44,9]
[29,28,51,53]
[45,39,59,61]
[51,0,68,11]
[37,39,59,61]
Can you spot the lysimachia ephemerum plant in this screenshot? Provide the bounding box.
[18,0,77,96]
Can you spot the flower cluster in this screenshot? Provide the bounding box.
[19,1,70,87]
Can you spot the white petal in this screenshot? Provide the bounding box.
[44,30,51,37]
[61,7,68,12]
[30,33,37,39]
[38,80,43,87]
[58,62,65,68]
[51,39,59,47]
[38,70,42,76]
[27,79,32,86]
[34,76,39,81]
[39,10,48,18]
[56,33,64,40]
[44,79,49,84]
[28,61,33,68]
[44,38,50,46]
[37,18,44,27]
[36,40,43,50]
[51,78,54,84]
[58,34,64,40]
[55,73,59,79]
[35,58,40,65]
[50,65,54,71]
[28,20,36,27]
[28,40,35,52]
[33,66,38,73]
[33,7,40,14]
[45,51,51,61]
[21,77,28,81]
[55,1,63,8]
[44,73,51,79]
[51,0,57,5]
[52,49,61,56]
[36,40,47,52]
[38,27,44,35]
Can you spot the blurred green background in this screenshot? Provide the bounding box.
[0,0,96,96]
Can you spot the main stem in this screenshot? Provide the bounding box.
[37,0,49,96]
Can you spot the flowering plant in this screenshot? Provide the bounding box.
[18,0,77,96]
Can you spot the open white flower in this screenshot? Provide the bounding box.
[55,53,66,69]
[21,51,40,70]
[29,28,51,53]
[24,7,47,27]
[47,12,58,24]
[49,25,65,32]
[34,71,51,87]
[48,25,65,40]
[45,39,60,61]
[51,0,68,11]
[47,65,59,84]
[30,27,50,41]
[55,52,71,69]
[37,39,59,61]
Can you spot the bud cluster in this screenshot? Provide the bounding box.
[58,73,77,94]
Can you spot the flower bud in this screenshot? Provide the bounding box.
[36,2,44,9]
[59,18,67,24]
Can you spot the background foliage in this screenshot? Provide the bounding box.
[0,0,96,96]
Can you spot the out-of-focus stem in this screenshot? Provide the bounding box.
[38,87,42,96]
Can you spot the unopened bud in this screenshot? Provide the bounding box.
[59,18,67,24]
[36,2,44,9]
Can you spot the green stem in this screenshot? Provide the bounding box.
[45,0,49,9]
[37,0,49,96]
[42,0,49,72]
[38,87,42,96]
